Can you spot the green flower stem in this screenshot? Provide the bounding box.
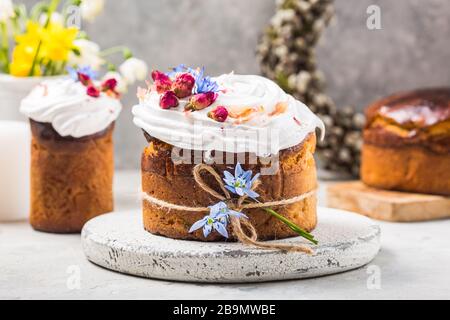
[100,46,132,59]
[0,22,10,73]
[28,0,61,76]
[263,208,318,245]
[43,60,52,76]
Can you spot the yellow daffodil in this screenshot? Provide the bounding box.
[9,42,42,76]
[9,20,78,76]
[9,22,42,76]
[40,23,78,61]
[15,21,42,46]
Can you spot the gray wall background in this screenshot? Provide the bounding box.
[23,0,450,169]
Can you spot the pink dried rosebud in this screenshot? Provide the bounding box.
[208,106,228,122]
[159,91,179,109]
[78,73,91,86]
[151,70,172,94]
[87,85,100,98]
[172,73,195,98]
[101,78,118,91]
[185,92,218,111]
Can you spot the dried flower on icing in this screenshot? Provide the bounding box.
[151,70,172,94]
[137,86,149,102]
[159,91,179,109]
[185,92,218,111]
[167,64,188,78]
[68,66,97,83]
[268,102,288,117]
[208,106,229,122]
[101,78,117,91]
[293,116,302,126]
[86,85,100,98]
[101,78,120,98]
[228,106,264,124]
[79,73,92,86]
[167,64,219,94]
[192,67,220,94]
[69,66,121,99]
[172,73,195,98]
[189,202,247,238]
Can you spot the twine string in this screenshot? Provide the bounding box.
[143,163,316,254]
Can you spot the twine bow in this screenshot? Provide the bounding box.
[143,163,317,254]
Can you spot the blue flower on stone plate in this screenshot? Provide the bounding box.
[223,163,260,199]
[189,202,247,238]
[67,66,98,81]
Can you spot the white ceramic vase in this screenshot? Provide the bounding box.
[0,121,31,221]
[0,74,60,221]
[0,74,62,121]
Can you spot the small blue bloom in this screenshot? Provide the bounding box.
[192,67,220,94]
[67,66,98,82]
[223,163,260,199]
[189,202,247,238]
[167,64,219,94]
[210,201,247,221]
[167,64,188,78]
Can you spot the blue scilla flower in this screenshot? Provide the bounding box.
[189,202,247,238]
[67,66,98,81]
[223,163,260,199]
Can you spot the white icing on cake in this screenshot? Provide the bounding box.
[132,73,324,155]
[20,78,122,138]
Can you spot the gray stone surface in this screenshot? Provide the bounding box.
[18,0,450,169]
[1,171,450,299]
[81,208,380,283]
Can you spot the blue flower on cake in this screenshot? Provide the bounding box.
[67,65,98,81]
[167,64,219,94]
[189,201,247,238]
[192,67,219,94]
[223,163,260,199]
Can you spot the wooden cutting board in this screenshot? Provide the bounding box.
[327,181,450,222]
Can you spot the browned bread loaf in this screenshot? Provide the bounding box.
[361,88,450,196]
[29,120,115,233]
[141,132,318,241]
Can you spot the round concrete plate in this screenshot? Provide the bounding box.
[81,207,381,283]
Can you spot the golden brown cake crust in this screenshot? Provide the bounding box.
[362,88,450,196]
[364,88,450,154]
[29,120,115,233]
[361,144,450,196]
[141,133,318,241]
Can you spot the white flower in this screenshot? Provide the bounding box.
[80,0,105,22]
[0,0,15,22]
[69,39,104,71]
[102,71,128,94]
[38,12,64,25]
[119,58,148,85]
